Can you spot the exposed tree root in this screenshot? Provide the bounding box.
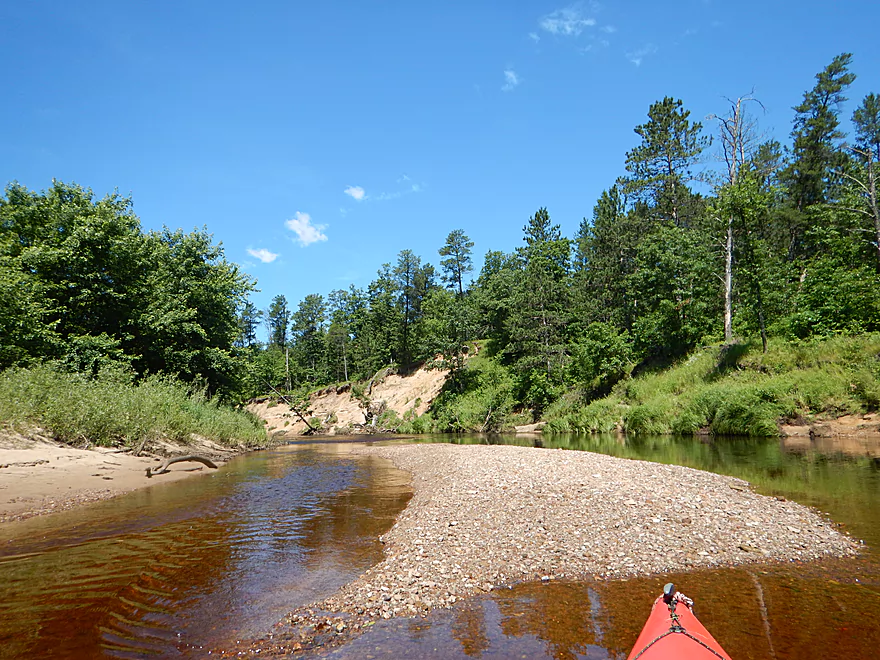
[146,455,219,478]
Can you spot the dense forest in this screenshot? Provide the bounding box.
[247,53,880,429]
[1,53,878,436]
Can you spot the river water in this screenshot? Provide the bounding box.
[1,434,878,658]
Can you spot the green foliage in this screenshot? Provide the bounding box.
[503,208,570,386]
[0,181,254,398]
[545,335,880,436]
[784,256,880,337]
[620,96,710,226]
[438,229,474,296]
[567,322,632,392]
[0,364,264,447]
[430,355,516,432]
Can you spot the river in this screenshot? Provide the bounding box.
[0,434,878,658]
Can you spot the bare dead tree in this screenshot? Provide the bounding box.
[709,92,764,343]
[839,145,880,271]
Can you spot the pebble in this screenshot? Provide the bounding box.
[299,444,859,624]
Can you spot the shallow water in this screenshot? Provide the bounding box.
[2,433,879,659]
[0,443,411,658]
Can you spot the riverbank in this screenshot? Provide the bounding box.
[545,334,880,436]
[0,431,246,523]
[228,442,860,656]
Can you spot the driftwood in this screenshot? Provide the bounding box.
[146,455,219,478]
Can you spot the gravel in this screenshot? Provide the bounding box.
[313,443,859,620]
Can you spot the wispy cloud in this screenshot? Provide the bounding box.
[285,211,328,246]
[540,6,596,36]
[528,32,540,43]
[601,25,616,33]
[247,247,279,263]
[502,69,520,92]
[375,181,424,201]
[626,43,657,66]
[344,185,365,201]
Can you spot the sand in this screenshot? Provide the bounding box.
[0,431,239,523]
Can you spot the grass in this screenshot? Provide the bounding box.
[0,364,266,448]
[545,333,880,437]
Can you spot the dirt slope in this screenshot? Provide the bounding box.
[248,365,448,437]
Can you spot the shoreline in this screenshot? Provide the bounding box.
[0,431,252,523]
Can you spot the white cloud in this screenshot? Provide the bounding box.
[626,44,657,66]
[528,32,540,42]
[285,211,328,246]
[601,25,616,33]
[540,6,596,36]
[246,248,279,263]
[502,69,520,92]
[344,185,365,201]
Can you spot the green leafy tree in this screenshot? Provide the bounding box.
[365,264,402,372]
[567,322,632,394]
[785,53,856,211]
[136,227,254,396]
[291,293,327,383]
[471,250,519,356]
[418,287,478,388]
[627,225,720,360]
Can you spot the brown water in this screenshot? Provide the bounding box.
[2,435,879,659]
[0,443,411,658]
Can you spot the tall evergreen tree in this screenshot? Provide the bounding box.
[438,229,474,296]
[266,294,290,349]
[621,97,710,227]
[785,53,856,211]
[506,208,570,408]
[236,301,261,348]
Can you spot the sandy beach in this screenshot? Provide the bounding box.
[0,431,241,523]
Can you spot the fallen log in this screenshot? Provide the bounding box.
[146,455,219,478]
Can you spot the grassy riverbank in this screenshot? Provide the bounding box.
[0,364,265,448]
[544,334,880,436]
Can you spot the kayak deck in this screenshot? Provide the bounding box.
[627,585,732,660]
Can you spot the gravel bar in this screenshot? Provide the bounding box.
[315,443,858,620]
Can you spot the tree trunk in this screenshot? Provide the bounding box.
[869,161,880,272]
[724,216,734,342]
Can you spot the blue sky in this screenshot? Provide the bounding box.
[3,1,879,317]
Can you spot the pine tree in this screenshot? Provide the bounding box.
[438,229,474,296]
[621,97,710,227]
[785,53,856,212]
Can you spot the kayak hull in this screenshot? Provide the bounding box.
[627,593,732,660]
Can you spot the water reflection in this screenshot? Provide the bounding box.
[326,560,880,659]
[0,444,411,658]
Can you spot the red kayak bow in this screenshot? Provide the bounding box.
[627,583,732,660]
